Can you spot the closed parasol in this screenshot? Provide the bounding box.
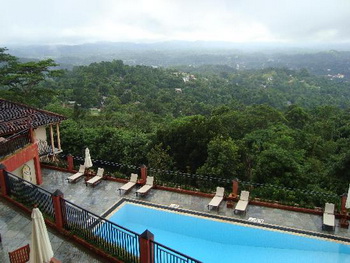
[84,147,93,168]
[29,207,54,263]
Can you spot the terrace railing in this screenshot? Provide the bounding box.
[46,154,341,209]
[0,130,31,160]
[62,199,140,263]
[151,240,202,263]
[1,170,201,263]
[6,172,55,220]
[72,155,139,179]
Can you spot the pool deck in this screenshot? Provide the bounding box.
[1,168,350,262]
[0,198,109,263]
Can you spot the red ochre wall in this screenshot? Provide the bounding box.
[0,143,42,184]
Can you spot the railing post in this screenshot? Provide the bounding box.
[52,189,64,230]
[232,179,239,198]
[340,193,349,228]
[140,165,147,184]
[139,230,154,263]
[29,127,35,144]
[67,154,74,172]
[0,164,8,196]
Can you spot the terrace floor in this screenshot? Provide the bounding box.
[1,168,350,262]
[0,198,109,263]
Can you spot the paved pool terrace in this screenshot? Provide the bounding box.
[1,168,350,262]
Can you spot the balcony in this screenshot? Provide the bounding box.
[0,130,31,160]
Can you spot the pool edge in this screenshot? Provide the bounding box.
[102,198,350,245]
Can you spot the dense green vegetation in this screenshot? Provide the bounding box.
[1,47,350,205]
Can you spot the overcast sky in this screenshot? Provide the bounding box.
[1,0,350,45]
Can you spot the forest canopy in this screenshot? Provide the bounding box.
[1,47,350,199]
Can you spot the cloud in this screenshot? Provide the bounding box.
[1,0,350,45]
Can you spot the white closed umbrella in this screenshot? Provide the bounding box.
[346,184,350,209]
[30,207,54,263]
[84,147,93,168]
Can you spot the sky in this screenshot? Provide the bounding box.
[1,0,350,45]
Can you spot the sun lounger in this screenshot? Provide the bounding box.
[322,203,335,230]
[136,176,154,197]
[86,168,104,187]
[234,190,250,214]
[67,165,85,183]
[208,187,225,210]
[118,173,138,195]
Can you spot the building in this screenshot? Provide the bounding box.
[0,98,66,184]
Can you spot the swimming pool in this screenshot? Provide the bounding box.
[106,202,350,263]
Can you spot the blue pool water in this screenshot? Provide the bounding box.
[107,203,350,263]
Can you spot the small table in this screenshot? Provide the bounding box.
[226,193,237,208]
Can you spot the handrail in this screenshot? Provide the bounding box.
[7,172,53,195]
[63,199,140,236]
[0,129,30,142]
[151,240,202,263]
[0,130,31,159]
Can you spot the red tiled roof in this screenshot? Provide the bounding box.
[0,98,67,136]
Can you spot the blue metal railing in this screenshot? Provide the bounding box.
[151,240,202,263]
[6,172,54,219]
[62,199,140,262]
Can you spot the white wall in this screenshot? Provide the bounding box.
[11,159,37,184]
[34,126,47,142]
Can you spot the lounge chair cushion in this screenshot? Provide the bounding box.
[136,176,154,196]
[119,173,138,194]
[67,165,85,182]
[235,200,248,212]
[208,196,224,208]
[130,173,138,183]
[120,181,136,191]
[216,187,225,197]
[323,202,335,230]
[87,175,103,185]
[96,168,104,177]
[86,168,104,186]
[240,191,250,201]
[137,184,153,195]
[68,172,83,182]
[234,191,250,213]
[145,176,154,186]
[208,187,225,210]
[323,213,335,228]
[324,203,335,214]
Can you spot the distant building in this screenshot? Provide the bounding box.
[0,98,66,184]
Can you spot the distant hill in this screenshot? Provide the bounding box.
[5,41,350,79]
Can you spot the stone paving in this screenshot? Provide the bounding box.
[1,168,350,262]
[0,199,109,263]
[40,168,350,237]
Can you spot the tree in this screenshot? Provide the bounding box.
[155,115,220,172]
[196,137,241,179]
[0,47,63,105]
[285,105,310,129]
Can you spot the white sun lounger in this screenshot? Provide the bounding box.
[322,203,335,230]
[208,187,225,210]
[86,168,104,187]
[234,190,250,214]
[67,165,85,183]
[136,176,154,197]
[118,173,138,195]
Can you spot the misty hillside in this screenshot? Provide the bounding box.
[6,42,350,80]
